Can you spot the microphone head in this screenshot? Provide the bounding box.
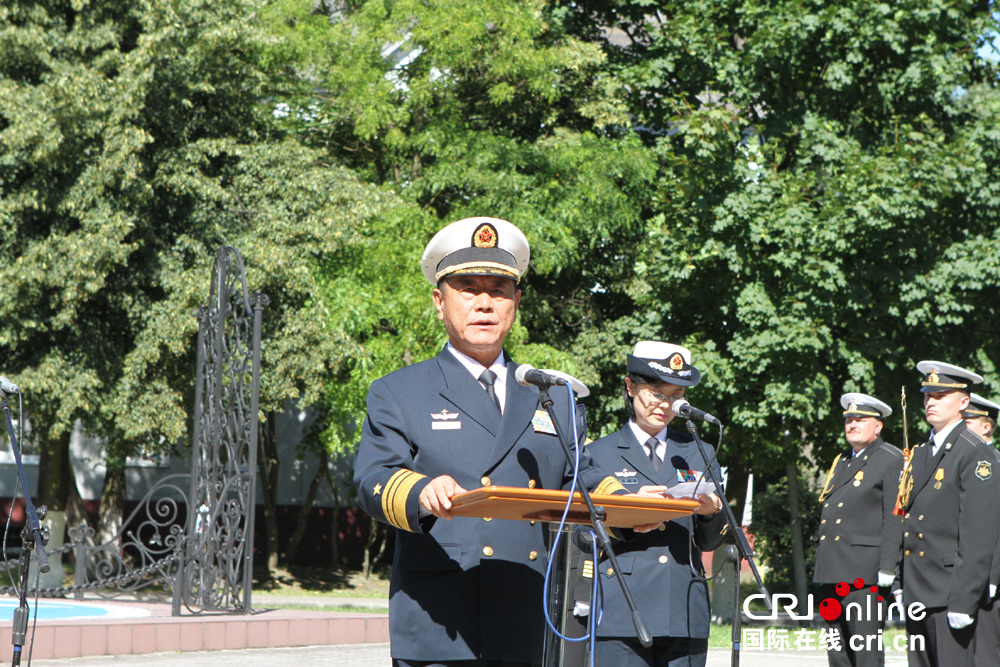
[670,396,690,411]
[513,364,535,387]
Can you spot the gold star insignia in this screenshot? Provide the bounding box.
[373,483,382,496]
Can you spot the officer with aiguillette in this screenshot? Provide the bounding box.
[814,392,904,667]
[894,361,1000,667]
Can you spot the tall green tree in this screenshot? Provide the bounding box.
[556,0,1000,595]
[267,0,1000,581]
[267,0,659,438]
[0,0,388,560]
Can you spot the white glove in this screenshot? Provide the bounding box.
[877,569,894,588]
[893,590,903,608]
[992,585,998,599]
[947,611,974,629]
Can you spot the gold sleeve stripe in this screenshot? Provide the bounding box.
[594,477,627,496]
[382,470,427,531]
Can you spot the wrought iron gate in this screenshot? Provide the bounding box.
[8,247,266,614]
[172,247,268,614]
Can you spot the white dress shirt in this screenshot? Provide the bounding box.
[628,419,667,463]
[446,343,507,413]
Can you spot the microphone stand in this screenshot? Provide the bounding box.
[683,418,770,667]
[1,390,51,667]
[538,386,653,650]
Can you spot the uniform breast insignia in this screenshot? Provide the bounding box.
[531,409,557,434]
[976,461,993,481]
[934,468,945,489]
[676,469,700,483]
[614,469,638,484]
[431,409,462,430]
[853,471,864,487]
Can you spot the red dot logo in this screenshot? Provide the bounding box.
[819,598,842,621]
[854,578,865,589]
[835,581,850,597]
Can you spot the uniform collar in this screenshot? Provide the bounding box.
[628,419,666,446]
[930,418,963,455]
[445,343,507,411]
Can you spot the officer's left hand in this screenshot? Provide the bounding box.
[693,493,723,516]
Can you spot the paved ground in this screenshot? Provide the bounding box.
[26,643,911,666]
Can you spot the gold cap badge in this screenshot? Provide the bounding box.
[927,371,939,385]
[473,223,498,248]
[669,353,684,370]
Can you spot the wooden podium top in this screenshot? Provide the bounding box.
[450,486,699,528]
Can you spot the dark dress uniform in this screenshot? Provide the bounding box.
[898,423,1000,667]
[813,437,904,667]
[354,348,627,665]
[974,442,1000,667]
[582,424,728,667]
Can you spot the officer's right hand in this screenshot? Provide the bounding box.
[419,475,467,520]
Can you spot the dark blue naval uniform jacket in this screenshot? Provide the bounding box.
[585,424,728,639]
[353,348,626,663]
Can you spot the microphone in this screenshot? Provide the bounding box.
[0,377,20,395]
[671,397,720,425]
[514,364,568,389]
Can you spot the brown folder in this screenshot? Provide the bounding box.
[450,486,699,528]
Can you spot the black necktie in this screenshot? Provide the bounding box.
[479,369,501,412]
[646,437,662,473]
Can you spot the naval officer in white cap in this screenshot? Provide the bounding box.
[353,217,640,667]
[895,362,999,667]
[575,341,726,667]
[813,392,903,667]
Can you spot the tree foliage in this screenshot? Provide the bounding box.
[0,0,387,466]
[5,0,1000,581]
[254,0,1000,482]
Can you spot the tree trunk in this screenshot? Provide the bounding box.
[98,462,126,547]
[372,523,391,572]
[285,448,328,564]
[363,517,383,578]
[325,471,341,567]
[34,430,73,588]
[38,430,71,512]
[784,425,808,614]
[257,412,280,578]
[65,467,91,532]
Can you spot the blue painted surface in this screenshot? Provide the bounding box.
[0,600,125,621]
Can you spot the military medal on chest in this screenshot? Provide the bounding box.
[934,467,945,490]
[853,470,864,487]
